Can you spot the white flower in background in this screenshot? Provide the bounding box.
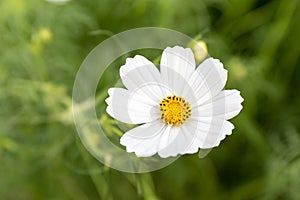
[105,46,244,158]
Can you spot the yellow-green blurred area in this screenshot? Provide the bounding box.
[1,0,300,199]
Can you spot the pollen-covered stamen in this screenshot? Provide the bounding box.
[159,95,191,126]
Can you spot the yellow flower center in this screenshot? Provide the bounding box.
[159,95,191,126]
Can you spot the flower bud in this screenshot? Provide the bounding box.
[190,40,208,63]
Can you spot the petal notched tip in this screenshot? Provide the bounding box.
[165,45,193,52]
[105,96,111,105]
[120,55,153,77]
[158,146,199,158]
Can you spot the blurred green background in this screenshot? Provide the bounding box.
[1,0,300,199]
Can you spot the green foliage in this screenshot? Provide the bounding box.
[1,0,300,199]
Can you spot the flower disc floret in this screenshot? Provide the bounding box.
[159,95,191,126]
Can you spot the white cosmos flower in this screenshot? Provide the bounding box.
[105,46,244,158]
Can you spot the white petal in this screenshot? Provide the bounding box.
[131,83,172,105]
[106,83,172,124]
[158,123,198,158]
[192,89,244,120]
[184,58,228,105]
[160,46,196,96]
[120,120,166,157]
[120,55,161,90]
[186,118,234,149]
